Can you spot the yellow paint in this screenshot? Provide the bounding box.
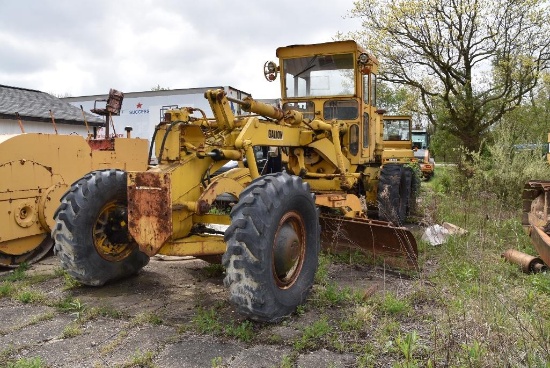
[0,133,148,257]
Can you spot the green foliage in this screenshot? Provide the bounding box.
[279,354,295,368]
[131,312,163,326]
[61,271,81,290]
[394,331,420,368]
[0,281,14,297]
[6,357,43,368]
[193,307,223,334]
[151,84,170,91]
[293,316,332,351]
[429,128,463,163]
[377,293,411,316]
[16,289,44,304]
[192,307,254,342]
[314,282,360,307]
[348,0,550,152]
[61,322,82,338]
[224,320,254,342]
[461,340,485,368]
[466,124,550,207]
[314,253,331,285]
[377,82,417,115]
[211,356,223,368]
[87,305,124,319]
[202,263,225,278]
[117,349,156,368]
[529,273,550,294]
[2,263,29,282]
[55,296,83,312]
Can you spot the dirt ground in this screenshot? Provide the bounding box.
[0,251,416,368]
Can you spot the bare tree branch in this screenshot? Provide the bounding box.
[347,0,550,151]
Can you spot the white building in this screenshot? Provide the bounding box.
[63,86,252,142]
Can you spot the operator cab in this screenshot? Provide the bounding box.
[267,40,379,165]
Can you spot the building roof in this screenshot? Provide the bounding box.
[0,84,103,126]
[63,86,250,102]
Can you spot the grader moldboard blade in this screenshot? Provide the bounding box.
[522,180,550,266]
[320,215,419,270]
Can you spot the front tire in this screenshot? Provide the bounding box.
[222,172,320,322]
[52,169,149,286]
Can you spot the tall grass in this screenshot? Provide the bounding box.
[415,128,550,366]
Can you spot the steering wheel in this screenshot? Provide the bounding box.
[263,61,278,82]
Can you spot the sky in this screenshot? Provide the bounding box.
[0,0,362,99]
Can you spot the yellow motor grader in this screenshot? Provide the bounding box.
[53,40,419,322]
[0,89,148,267]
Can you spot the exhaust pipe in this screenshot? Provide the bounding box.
[502,249,548,273]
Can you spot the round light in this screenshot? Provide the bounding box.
[359,53,369,64]
[267,61,277,73]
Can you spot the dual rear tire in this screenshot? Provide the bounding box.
[377,164,417,224]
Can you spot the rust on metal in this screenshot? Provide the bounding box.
[522,180,550,266]
[502,248,547,273]
[88,139,115,151]
[528,225,550,268]
[196,177,244,214]
[128,172,172,256]
[319,215,418,269]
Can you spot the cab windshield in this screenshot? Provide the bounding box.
[283,53,355,98]
[383,119,411,141]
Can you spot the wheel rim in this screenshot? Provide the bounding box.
[272,211,306,289]
[93,201,135,262]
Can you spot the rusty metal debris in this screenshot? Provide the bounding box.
[502,249,548,273]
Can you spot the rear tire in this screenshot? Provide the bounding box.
[222,172,320,322]
[52,169,149,286]
[377,164,411,224]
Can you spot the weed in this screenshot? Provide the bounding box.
[0,281,14,297]
[193,307,222,334]
[29,312,55,325]
[295,303,306,316]
[86,305,124,319]
[293,316,332,351]
[68,299,86,321]
[279,354,295,368]
[339,306,375,332]
[314,253,331,285]
[394,331,420,368]
[224,320,254,342]
[132,312,163,326]
[461,339,485,368]
[54,296,85,318]
[378,293,411,316]
[203,263,225,278]
[61,323,82,338]
[529,273,550,294]
[15,289,44,304]
[62,273,81,290]
[314,282,359,307]
[6,357,43,368]
[356,344,376,368]
[2,263,29,282]
[211,356,224,368]
[130,350,155,368]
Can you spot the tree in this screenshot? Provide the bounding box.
[151,84,170,91]
[377,82,415,115]
[348,0,550,152]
